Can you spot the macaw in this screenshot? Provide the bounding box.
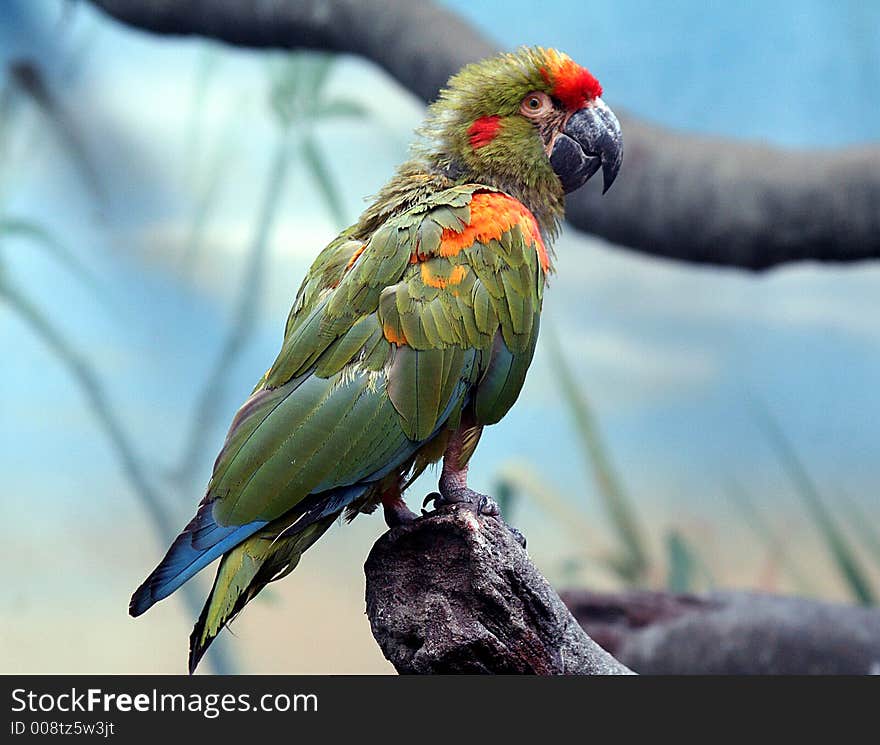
[130,47,622,672]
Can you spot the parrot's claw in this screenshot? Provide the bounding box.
[422,488,498,516]
[422,489,527,548]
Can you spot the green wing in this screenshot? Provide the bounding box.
[180,185,547,669]
[206,186,496,528]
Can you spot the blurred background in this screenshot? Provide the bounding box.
[1,0,879,674]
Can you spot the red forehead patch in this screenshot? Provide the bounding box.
[540,50,602,110]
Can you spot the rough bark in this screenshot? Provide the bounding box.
[84,0,880,270]
[364,505,633,674]
[564,589,880,675]
[364,507,880,675]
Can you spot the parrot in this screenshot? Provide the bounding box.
[129,47,622,673]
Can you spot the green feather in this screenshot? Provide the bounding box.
[314,314,376,377]
[189,515,337,674]
[417,218,443,255]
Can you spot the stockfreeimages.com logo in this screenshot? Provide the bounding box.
[11,688,318,720]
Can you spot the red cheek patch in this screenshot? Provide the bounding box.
[468,115,502,149]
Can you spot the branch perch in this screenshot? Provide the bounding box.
[364,505,633,674]
[85,0,880,270]
[564,589,880,674]
[364,510,880,675]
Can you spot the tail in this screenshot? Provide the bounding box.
[188,513,338,674]
[129,501,268,617]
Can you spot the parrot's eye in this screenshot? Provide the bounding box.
[520,91,552,118]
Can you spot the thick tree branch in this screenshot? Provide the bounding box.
[564,589,880,674]
[85,0,880,270]
[364,506,633,674]
[365,511,880,675]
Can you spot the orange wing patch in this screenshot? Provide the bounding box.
[383,323,407,346]
[437,192,549,272]
[420,262,468,289]
[344,242,367,271]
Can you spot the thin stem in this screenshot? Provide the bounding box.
[0,277,237,673]
[171,131,294,490]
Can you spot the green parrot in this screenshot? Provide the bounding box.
[130,47,622,672]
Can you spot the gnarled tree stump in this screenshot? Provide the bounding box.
[364,505,632,674]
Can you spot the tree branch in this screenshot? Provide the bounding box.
[564,589,880,674]
[84,0,880,270]
[364,506,633,674]
[364,510,880,675]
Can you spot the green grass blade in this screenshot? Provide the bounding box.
[838,492,880,571]
[179,100,243,276]
[171,133,294,488]
[0,76,16,163]
[316,99,370,120]
[184,47,222,182]
[301,53,334,99]
[0,217,106,302]
[496,462,609,553]
[492,477,518,524]
[665,530,714,593]
[544,327,649,585]
[0,277,238,673]
[665,530,697,592]
[1,277,174,540]
[268,56,303,128]
[723,478,815,594]
[9,61,106,206]
[300,131,347,228]
[753,403,876,605]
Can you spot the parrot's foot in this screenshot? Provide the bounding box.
[382,496,418,528]
[424,487,500,516]
[422,489,527,548]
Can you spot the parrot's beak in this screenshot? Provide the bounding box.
[550,97,622,194]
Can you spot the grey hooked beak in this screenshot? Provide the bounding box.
[549,97,623,194]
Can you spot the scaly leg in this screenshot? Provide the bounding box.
[381,481,416,527]
[424,426,526,546]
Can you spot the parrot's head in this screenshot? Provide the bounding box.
[417,47,622,225]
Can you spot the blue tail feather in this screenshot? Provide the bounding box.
[129,502,267,617]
